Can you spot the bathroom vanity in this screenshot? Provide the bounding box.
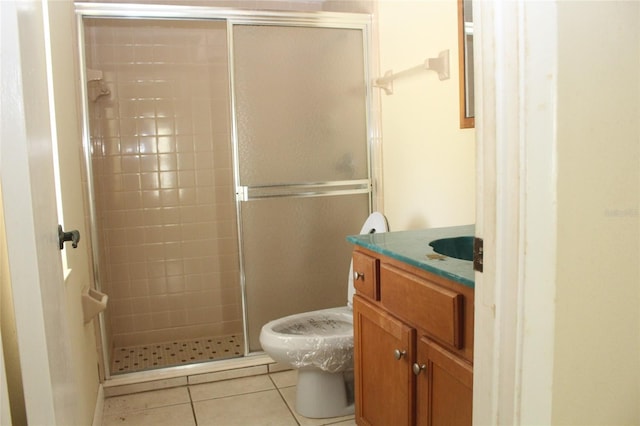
[347,225,475,426]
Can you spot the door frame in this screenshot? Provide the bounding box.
[473,1,559,424]
[226,17,374,354]
[0,0,562,422]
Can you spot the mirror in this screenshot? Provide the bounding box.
[457,0,474,128]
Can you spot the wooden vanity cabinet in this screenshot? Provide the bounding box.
[353,295,415,426]
[352,247,474,426]
[415,337,473,426]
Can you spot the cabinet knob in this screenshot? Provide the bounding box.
[354,271,365,281]
[393,349,406,360]
[412,363,427,375]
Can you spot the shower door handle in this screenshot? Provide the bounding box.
[58,225,80,250]
[236,186,249,202]
[236,180,370,202]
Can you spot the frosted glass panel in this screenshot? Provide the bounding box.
[233,25,368,185]
[243,194,369,351]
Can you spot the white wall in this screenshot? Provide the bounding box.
[553,1,640,423]
[377,0,475,231]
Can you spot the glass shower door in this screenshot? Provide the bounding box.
[230,23,371,351]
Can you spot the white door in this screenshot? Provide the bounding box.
[46,0,103,419]
[0,0,84,424]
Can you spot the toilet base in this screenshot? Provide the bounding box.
[295,368,355,419]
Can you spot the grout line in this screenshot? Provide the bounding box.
[187,386,199,426]
[268,374,301,426]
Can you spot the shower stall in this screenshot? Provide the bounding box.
[77,3,374,377]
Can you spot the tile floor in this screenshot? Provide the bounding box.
[102,370,356,426]
[111,335,244,374]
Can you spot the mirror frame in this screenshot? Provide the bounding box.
[457,0,474,128]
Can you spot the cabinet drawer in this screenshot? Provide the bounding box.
[352,251,379,301]
[380,264,463,348]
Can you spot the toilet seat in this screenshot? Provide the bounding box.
[260,306,353,373]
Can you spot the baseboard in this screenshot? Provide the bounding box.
[91,384,104,426]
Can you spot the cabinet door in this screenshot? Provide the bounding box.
[415,337,473,426]
[353,295,415,426]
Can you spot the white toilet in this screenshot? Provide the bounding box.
[259,212,388,419]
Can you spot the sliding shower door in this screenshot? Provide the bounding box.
[230,23,372,351]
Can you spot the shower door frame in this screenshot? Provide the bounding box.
[75,2,377,381]
[227,14,375,354]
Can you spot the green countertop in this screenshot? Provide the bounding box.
[347,225,475,288]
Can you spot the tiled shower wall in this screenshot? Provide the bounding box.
[85,19,243,349]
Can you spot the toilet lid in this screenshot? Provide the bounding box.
[273,315,352,336]
[359,212,388,235]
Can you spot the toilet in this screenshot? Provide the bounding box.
[259,212,388,419]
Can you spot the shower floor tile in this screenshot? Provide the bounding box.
[111,334,244,374]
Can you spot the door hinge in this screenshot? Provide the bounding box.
[473,237,483,273]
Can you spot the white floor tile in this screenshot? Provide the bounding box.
[189,374,275,401]
[102,403,195,426]
[278,386,355,426]
[269,369,298,388]
[322,419,357,426]
[193,389,297,426]
[267,362,292,373]
[104,377,188,397]
[102,367,357,425]
[188,365,268,385]
[103,386,190,415]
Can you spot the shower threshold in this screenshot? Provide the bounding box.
[111,334,244,374]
